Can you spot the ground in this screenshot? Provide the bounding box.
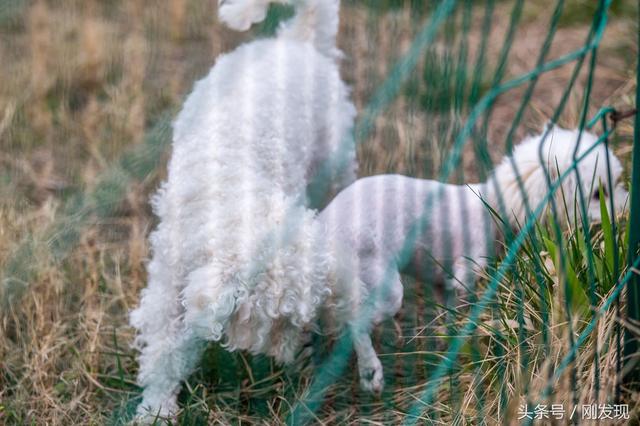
[0,0,638,424]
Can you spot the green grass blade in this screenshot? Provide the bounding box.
[599,184,615,276]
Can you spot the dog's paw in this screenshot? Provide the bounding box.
[132,395,178,425]
[358,357,384,394]
[131,410,172,426]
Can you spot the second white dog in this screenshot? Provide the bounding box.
[318,126,628,392]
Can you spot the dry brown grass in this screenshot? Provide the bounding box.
[1,0,638,424]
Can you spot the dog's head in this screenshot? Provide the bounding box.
[489,125,628,228]
[565,127,628,223]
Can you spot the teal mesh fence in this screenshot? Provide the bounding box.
[0,0,639,424]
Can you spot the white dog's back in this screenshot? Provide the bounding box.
[319,175,494,290]
[172,38,355,204]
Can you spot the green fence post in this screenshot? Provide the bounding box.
[624,5,640,386]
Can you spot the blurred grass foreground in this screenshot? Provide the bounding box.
[1,0,639,424]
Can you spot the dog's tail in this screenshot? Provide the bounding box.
[218,0,340,56]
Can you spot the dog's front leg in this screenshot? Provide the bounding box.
[441,257,481,334]
[448,257,482,299]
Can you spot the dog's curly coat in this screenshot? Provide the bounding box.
[130,0,357,418]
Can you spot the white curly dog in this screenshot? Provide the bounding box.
[130,0,358,419]
[318,126,629,391]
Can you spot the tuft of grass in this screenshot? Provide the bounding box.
[411,196,636,421]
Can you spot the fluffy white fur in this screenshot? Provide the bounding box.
[318,126,629,391]
[130,0,356,419]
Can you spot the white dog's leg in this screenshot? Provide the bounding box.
[135,329,205,422]
[351,326,384,393]
[449,257,481,298]
[349,265,403,394]
[131,227,208,421]
[440,257,481,334]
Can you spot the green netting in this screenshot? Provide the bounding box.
[1,0,639,424]
[293,1,640,423]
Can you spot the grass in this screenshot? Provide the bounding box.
[1,0,639,424]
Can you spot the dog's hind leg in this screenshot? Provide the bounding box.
[349,265,403,394]
[134,328,206,422]
[131,227,207,421]
[351,326,384,393]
